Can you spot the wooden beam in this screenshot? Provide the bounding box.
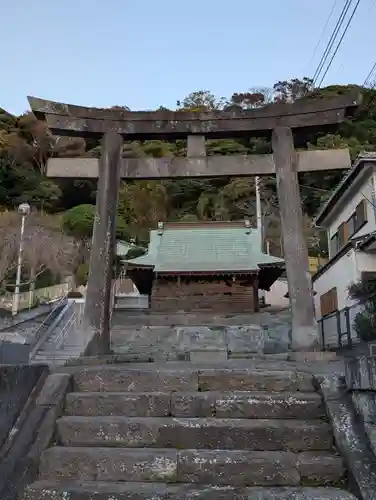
[28,93,361,139]
[46,149,351,179]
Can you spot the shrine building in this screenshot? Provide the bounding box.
[124,220,285,313]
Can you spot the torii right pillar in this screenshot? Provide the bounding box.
[272,126,317,350]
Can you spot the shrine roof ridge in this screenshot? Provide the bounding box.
[125,223,285,274]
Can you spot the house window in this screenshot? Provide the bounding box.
[347,213,356,236]
[330,233,339,257]
[333,199,368,256]
[320,287,338,317]
[338,222,349,249]
[355,199,367,231]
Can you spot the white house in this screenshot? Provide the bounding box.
[313,152,376,324]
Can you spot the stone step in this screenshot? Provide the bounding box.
[36,352,79,357]
[39,447,345,486]
[72,365,315,393]
[21,481,357,500]
[56,416,333,451]
[65,391,325,419]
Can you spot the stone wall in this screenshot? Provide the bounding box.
[0,365,48,449]
[0,371,71,500]
[0,342,30,364]
[316,361,376,500]
[151,277,257,313]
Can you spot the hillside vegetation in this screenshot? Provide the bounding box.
[1,78,376,256]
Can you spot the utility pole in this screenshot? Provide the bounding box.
[12,203,30,316]
[255,176,265,306]
[255,176,263,248]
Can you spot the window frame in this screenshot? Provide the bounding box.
[330,199,368,258]
[330,232,339,258]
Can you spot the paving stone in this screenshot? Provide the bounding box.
[225,325,264,355]
[73,366,198,392]
[178,450,300,486]
[111,316,294,357]
[214,392,324,419]
[263,324,291,354]
[21,481,358,500]
[64,391,325,419]
[175,326,227,351]
[65,392,171,417]
[198,368,314,392]
[39,447,178,483]
[171,392,215,417]
[297,453,345,486]
[56,416,333,451]
[34,448,347,489]
[190,350,228,363]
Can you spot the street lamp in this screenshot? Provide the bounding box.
[11,203,31,316]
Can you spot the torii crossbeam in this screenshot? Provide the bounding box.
[28,93,360,354]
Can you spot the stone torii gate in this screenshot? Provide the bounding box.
[28,94,359,354]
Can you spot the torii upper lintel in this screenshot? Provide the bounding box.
[27,92,361,140]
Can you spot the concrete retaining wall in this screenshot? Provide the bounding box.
[0,365,48,449]
[0,370,71,500]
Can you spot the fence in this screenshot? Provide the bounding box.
[0,282,71,312]
[318,301,364,350]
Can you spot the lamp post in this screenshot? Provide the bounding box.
[12,203,31,316]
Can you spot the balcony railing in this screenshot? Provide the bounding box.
[318,302,365,350]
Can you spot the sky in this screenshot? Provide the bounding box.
[1,0,375,116]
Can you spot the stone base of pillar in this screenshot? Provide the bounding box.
[291,324,319,352]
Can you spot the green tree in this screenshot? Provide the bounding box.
[62,204,127,240]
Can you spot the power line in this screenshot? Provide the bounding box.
[298,182,376,211]
[317,0,362,87]
[306,0,338,73]
[364,61,376,87]
[312,0,353,85]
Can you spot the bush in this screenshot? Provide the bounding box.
[62,204,128,240]
[349,275,376,342]
[353,311,376,342]
[75,262,89,286]
[125,247,147,260]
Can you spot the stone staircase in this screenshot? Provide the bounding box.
[31,333,86,366]
[22,361,356,499]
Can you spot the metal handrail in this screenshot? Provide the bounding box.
[318,300,365,350]
[54,310,76,349]
[29,295,68,353]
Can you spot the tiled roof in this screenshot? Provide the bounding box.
[125,222,284,273]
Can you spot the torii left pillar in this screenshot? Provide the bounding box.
[83,131,123,355]
[272,126,317,351]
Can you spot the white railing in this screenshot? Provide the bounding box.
[54,309,77,349]
[29,296,69,359]
[0,283,71,312]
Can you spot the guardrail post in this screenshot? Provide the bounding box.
[336,310,342,349]
[344,306,352,348]
[319,318,325,350]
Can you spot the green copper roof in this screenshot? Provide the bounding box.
[125,223,284,273]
